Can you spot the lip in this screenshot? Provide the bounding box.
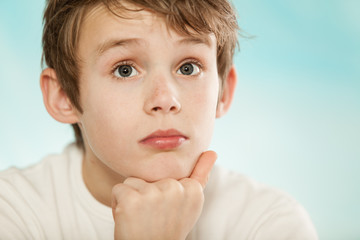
[139,129,189,150]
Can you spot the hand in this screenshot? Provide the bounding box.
[111,151,217,240]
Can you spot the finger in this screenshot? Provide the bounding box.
[189,151,217,189]
[154,178,183,193]
[111,183,138,220]
[123,177,148,192]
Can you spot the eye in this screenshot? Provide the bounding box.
[177,63,200,76]
[114,64,139,78]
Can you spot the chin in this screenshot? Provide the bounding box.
[133,153,196,182]
[142,171,190,182]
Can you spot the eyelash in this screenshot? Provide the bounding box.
[179,59,204,72]
[111,60,138,80]
[110,58,204,80]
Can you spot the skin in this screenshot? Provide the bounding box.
[40,3,236,239]
[112,151,217,240]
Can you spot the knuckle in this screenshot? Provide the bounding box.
[158,178,183,191]
[112,184,141,209]
[112,184,128,196]
[182,178,202,190]
[126,189,140,200]
[182,179,204,198]
[168,178,182,188]
[166,179,184,195]
[123,177,146,189]
[123,177,136,185]
[142,183,160,196]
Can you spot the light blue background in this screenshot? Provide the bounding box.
[0,1,359,239]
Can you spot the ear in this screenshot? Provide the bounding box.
[216,65,237,118]
[40,68,80,124]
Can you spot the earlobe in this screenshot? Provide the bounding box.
[216,65,237,118]
[40,68,79,124]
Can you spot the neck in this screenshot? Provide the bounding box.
[82,151,125,207]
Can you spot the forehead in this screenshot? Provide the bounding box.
[80,3,215,48]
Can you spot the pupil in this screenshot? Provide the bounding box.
[118,65,132,77]
[181,64,193,75]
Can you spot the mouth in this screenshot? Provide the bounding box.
[139,129,189,150]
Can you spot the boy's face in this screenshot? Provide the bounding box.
[76,5,221,182]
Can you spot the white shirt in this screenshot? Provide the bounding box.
[0,144,317,239]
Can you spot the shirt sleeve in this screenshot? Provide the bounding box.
[0,177,43,240]
[0,213,30,239]
[249,203,318,240]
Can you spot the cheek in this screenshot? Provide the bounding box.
[186,76,219,148]
[80,86,140,158]
[193,74,219,117]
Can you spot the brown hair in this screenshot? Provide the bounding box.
[42,0,239,149]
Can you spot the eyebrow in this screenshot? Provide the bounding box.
[177,36,211,47]
[96,35,211,57]
[96,38,142,56]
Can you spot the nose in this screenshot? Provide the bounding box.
[144,75,181,115]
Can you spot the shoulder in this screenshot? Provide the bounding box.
[0,143,82,239]
[0,143,80,196]
[204,165,293,210]
[196,165,318,240]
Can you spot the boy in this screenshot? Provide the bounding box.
[0,0,317,239]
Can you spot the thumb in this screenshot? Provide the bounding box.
[190,151,217,189]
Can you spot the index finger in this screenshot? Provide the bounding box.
[189,151,217,189]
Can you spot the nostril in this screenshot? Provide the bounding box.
[151,106,177,112]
